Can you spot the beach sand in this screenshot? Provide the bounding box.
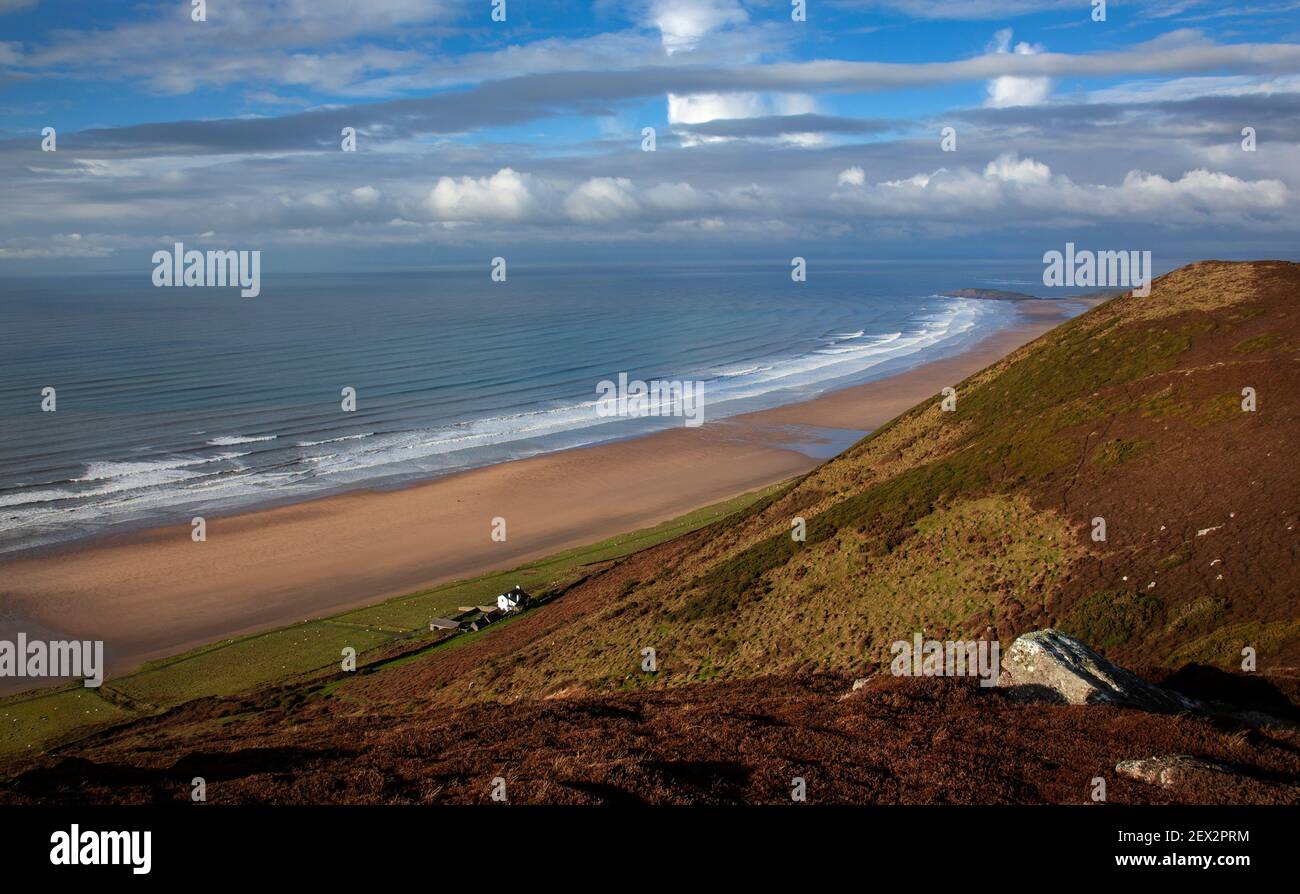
[0,299,1086,681]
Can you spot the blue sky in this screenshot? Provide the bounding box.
[1,0,1298,271]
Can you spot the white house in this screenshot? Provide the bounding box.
[496,585,530,612]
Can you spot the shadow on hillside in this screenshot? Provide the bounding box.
[641,759,751,799]
[1157,665,1300,720]
[3,746,352,803]
[560,780,649,805]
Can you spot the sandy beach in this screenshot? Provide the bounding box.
[0,299,1085,680]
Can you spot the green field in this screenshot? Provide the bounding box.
[0,482,783,759]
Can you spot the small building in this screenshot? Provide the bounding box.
[429,618,461,631]
[496,585,531,613]
[468,609,505,632]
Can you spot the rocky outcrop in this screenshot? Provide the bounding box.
[838,676,874,700]
[943,288,1039,301]
[998,629,1202,713]
[1115,755,1232,787]
[1115,754,1300,803]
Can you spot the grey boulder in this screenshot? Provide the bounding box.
[998,628,1201,713]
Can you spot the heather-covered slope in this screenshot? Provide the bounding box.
[3,260,1299,805]
[4,672,1298,805]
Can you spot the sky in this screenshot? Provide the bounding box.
[1,0,1298,272]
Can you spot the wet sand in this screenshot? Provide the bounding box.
[0,299,1084,682]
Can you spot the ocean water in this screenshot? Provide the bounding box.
[0,263,1085,555]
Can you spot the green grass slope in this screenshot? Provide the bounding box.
[0,484,781,758]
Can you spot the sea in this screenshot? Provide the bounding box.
[0,261,1093,555]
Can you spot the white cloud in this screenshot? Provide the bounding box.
[639,182,704,213]
[879,172,939,188]
[983,153,1052,184]
[986,29,1052,108]
[667,91,820,145]
[668,91,770,126]
[417,168,771,225]
[834,152,1288,221]
[837,166,867,187]
[564,177,641,223]
[1115,167,1288,211]
[1083,73,1300,104]
[849,1,1088,19]
[348,186,381,207]
[562,175,768,223]
[13,0,454,94]
[426,168,542,222]
[646,0,748,55]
